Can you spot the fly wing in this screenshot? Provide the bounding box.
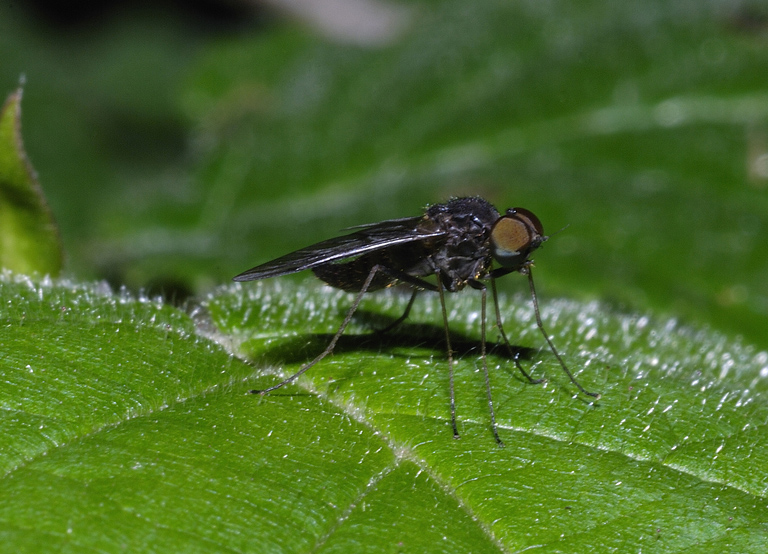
[233,215,444,282]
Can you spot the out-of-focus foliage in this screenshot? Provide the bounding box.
[2,0,767,345]
[0,87,62,275]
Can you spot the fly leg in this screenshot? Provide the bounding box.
[435,272,460,440]
[375,289,418,334]
[487,265,600,399]
[523,267,600,399]
[468,279,504,447]
[251,266,437,395]
[250,264,387,394]
[490,277,545,385]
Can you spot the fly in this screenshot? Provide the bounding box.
[234,196,599,446]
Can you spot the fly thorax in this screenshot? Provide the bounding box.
[432,231,493,290]
[424,196,501,289]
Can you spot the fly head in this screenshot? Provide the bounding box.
[490,207,546,272]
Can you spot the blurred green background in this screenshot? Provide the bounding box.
[2,0,767,346]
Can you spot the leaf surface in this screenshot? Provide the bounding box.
[5,274,764,552]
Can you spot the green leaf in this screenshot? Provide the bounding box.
[0,87,62,276]
[2,273,766,552]
[2,1,767,551]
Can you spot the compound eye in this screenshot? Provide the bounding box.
[490,208,545,268]
[509,207,544,236]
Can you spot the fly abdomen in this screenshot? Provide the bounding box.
[312,256,396,292]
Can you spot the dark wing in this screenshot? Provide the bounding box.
[233,215,444,281]
[340,215,428,231]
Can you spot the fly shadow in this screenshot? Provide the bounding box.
[247,307,538,386]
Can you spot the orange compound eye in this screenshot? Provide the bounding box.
[490,208,546,269]
[510,207,544,236]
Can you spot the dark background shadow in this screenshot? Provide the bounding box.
[247,307,540,384]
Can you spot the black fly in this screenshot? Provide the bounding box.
[234,196,599,446]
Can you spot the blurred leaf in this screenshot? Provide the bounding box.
[3,272,766,552]
[2,2,767,346]
[0,87,62,275]
[87,0,768,346]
